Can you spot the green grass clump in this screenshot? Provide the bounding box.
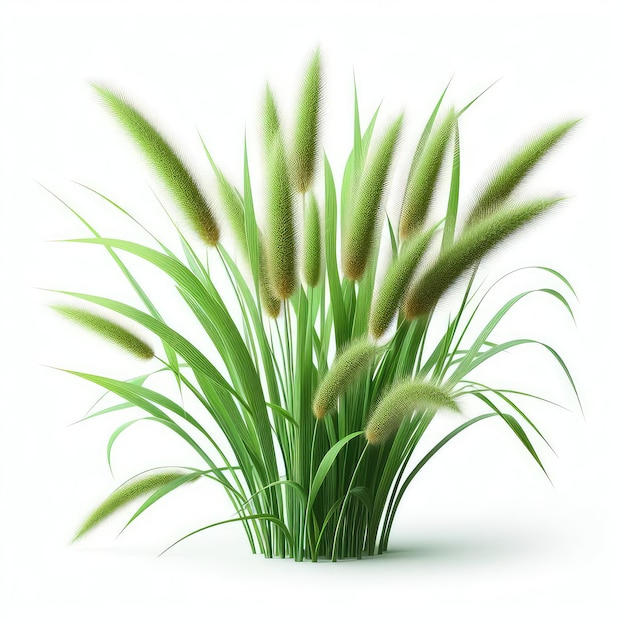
[50,52,581,562]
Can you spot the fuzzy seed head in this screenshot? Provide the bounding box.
[403,197,564,319]
[399,109,456,241]
[261,83,282,160]
[212,170,281,318]
[93,85,220,246]
[54,305,154,359]
[214,172,247,252]
[292,48,322,194]
[259,237,283,318]
[342,114,404,281]
[313,338,379,419]
[466,119,580,227]
[73,471,187,541]
[369,223,438,338]
[365,379,459,445]
[266,136,297,299]
[303,193,322,286]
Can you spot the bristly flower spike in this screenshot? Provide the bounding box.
[399,108,456,241]
[92,85,220,246]
[365,379,459,445]
[303,193,322,287]
[465,119,580,227]
[292,48,323,194]
[266,135,297,299]
[313,338,379,419]
[53,305,154,360]
[342,114,404,280]
[403,197,565,318]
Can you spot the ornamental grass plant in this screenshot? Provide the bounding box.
[48,49,580,561]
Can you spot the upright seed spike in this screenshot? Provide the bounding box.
[303,193,322,287]
[259,237,283,317]
[261,83,282,160]
[369,223,438,338]
[342,114,404,281]
[208,163,281,317]
[266,136,297,300]
[292,48,323,194]
[399,108,456,242]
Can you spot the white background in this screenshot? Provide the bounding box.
[1,0,624,623]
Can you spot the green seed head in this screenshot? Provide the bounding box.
[303,193,322,286]
[93,85,220,246]
[261,83,282,160]
[403,197,564,319]
[466,119,580,227]
[210,165,281,318]
[313,338,379,419]
[399,108,456,241]
[365,379,459,445]
[213,170,247,252]
[369,223,438,338]
[342,114,404,281]
[259,236,283,318]
[266,135,297,299]
[292,48,322,194]
[73,471,187,541]
[53,305,154,360]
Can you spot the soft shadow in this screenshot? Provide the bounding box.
[381,526,557,564]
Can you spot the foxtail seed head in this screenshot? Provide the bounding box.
[266,135,297,300]
[342,114,404,281]
[261,83,282,160]
[292,48,322,194]
[73,471,187,541]
[399,108,456,241]
[259,237,282,318]
[403,197,564,319]
[465,119,580,227]
[210,168,281,317]
[93,85,220,246]
[213,169,247,252]
[303,193,322,286]
[53,305,154,360]
[365,379,459,445]
[313,338,379,419]
[368,223,438,338]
